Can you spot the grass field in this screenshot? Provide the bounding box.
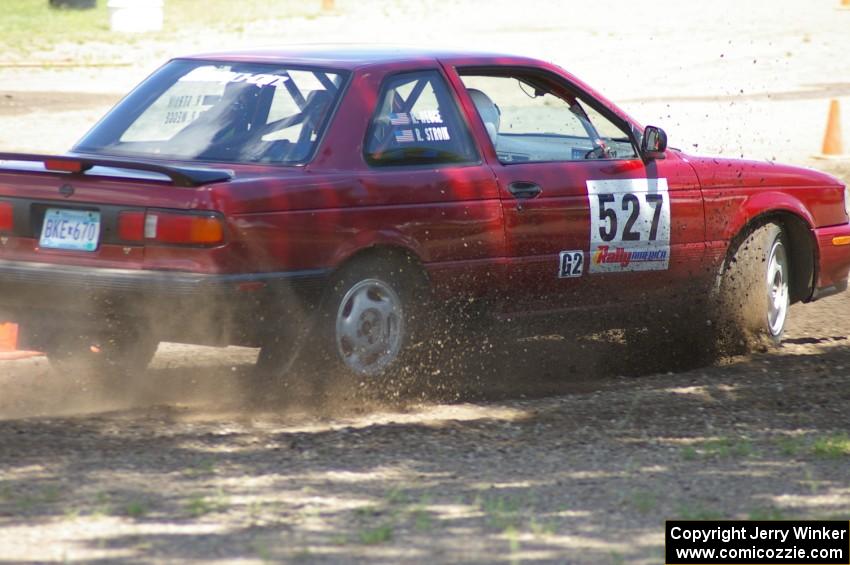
[0,0,323,58]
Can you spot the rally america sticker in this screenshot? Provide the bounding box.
[586,178,670,273]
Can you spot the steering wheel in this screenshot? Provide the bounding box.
[584,144,610,160]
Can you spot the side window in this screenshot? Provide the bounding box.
[365,70,478,166]
[459,74,637,164]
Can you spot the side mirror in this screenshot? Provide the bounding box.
[640,126,667,161]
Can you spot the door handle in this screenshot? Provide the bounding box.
[508,181,542,199]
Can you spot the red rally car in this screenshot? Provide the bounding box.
[0,46,849,379]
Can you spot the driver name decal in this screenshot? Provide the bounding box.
[586,178,671,273]
[390,109,451,144]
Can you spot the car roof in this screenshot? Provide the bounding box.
[177,44,636,129]
[181,44,544,71]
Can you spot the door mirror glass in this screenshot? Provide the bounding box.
[641,126,667,159]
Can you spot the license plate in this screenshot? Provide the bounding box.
[39,208,101,252]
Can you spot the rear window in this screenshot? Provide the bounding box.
[75,60,347,165]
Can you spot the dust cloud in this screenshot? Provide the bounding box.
[0,310,725,424]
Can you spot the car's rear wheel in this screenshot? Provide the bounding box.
[718,222,790,349]
[332,277,405,375]
[257,255,429,388]
[318,257,429,380]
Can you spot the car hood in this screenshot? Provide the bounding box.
[680,154,843,190]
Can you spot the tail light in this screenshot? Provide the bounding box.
[117,211,145,241]
[44,159,88,174]
[0,201,12,232]
[117,210,225,246]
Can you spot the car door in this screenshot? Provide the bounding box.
[350,68,505,300]
[455,69,704,313]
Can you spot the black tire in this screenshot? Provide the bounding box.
[252,287,322,392]
[254,255,430,388]
[45,330,159,380]
[717,222,790,351]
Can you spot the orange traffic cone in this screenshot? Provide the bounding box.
[822,99,844,156]
[0,322,43,361]
[0,323,17,351]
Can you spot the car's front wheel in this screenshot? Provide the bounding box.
[718,222,790,349]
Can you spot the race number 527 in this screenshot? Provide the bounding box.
[586,178,671,273]
[596,192,664,242]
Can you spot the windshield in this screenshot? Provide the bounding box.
[75,60,347,165]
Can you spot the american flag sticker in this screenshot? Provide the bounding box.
[394,129,415,143]
[389,112,411,126]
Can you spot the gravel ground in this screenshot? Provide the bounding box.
[1,295,850,564]
[2,1,850,563]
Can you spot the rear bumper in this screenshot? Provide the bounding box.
[0,259,329,345]
[813,223,850,300]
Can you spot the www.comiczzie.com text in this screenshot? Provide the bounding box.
[666,521,850,565]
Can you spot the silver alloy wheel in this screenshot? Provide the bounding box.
[765,238,790,337]
[335,278,404,376]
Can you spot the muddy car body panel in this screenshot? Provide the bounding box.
[0,46,847,355]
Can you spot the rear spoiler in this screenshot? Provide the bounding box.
[0,152,234,187]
